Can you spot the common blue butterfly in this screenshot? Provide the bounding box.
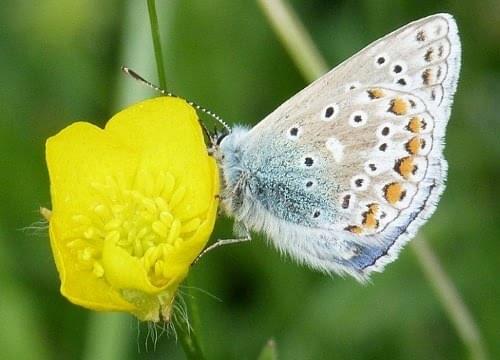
[210,13,461,281]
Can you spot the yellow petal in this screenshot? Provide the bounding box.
[49,219,136,312]
[47,122,139,312]
[105,97,214,219]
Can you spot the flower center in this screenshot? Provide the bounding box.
[66,170,201,288]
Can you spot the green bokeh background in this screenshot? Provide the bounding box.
[0,1,498,359]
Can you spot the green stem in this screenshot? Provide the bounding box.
[173,292,206,360]
[83,313,130,360]
[257,1,489,359]
[81,1,156,358]
[411,238,489,360]
[145,3,206,358]
[147,0,167,90]
[183,277,203,344]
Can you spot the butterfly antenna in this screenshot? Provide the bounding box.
[121,66,231,133]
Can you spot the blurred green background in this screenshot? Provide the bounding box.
[0,0,498,359]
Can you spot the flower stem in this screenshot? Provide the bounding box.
[411,238,489,360]
[83,313,130,360]
[173,280,206,359]
[145,2,206,358]
[82,1,154,358]
[257,1,489,359]
[147,0,167,90]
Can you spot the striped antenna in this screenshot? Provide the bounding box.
[121,66,231,133]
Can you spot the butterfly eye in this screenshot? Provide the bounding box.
[215,132,229,145]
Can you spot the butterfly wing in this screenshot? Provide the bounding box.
[239,13,461,279]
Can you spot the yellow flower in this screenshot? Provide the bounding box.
[45,97,219,322]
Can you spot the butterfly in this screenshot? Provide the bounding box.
[208,13,461,281]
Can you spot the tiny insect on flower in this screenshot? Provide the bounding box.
[45,97,219,322]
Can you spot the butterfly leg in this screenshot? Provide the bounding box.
[193,225,252,264]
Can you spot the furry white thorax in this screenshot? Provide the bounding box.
[214,125,250,213]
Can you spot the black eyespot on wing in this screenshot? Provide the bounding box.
[342,194,351,209]
[424,47,434,62]
[325,106,335,118]
[422,69,431,85]
[438,45,444,57]
[416,31,426,42]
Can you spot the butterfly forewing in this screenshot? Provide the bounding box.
[240,14,460,278]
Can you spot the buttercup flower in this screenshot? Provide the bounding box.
[45,97,219,322]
